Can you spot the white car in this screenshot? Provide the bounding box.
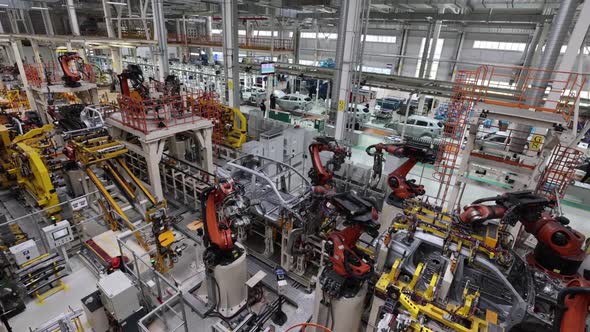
[385,115,443,140]
[241,87,266,104]
[276,94,313,113]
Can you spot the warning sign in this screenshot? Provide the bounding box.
[338,100,346,112]
[529,134,545,151]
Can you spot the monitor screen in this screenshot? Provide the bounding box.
[261,62,275,75]
[52,228,70,241]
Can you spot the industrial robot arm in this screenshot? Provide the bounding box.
[58,52,88,88]
[554,277,590,332]
[308,136,350,187]
[201,178,250,266]
[366,139,437,207]
[459,191,586,276]
[118,64,149,100]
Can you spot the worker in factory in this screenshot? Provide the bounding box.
[259,98,267,117]
[270,93,277,110]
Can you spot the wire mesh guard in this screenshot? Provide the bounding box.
[113,91,227,134]
[535,145,583,200]
[24,62,96,88]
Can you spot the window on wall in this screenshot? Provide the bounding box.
[299,59,317,66]
[361,65,392,74]
[362,35,396,43]
[415,38,445,79]
[300,32,338,39]
[253,30,279,37]
[473,40,526,52]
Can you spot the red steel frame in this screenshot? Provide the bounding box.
[112,91,232,137]
[24,62,96,88]
[433,65,587,208]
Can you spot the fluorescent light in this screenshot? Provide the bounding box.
[30,6,49,10]
[107,1,127,5]
[0,4,8,7]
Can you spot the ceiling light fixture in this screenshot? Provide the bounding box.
[30,6,49,10]
[107,1,127,5]
[0,4,8,7]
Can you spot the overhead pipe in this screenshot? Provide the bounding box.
[527,0,578,106]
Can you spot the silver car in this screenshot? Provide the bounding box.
[276,94,313,113]
[385,115,443,140]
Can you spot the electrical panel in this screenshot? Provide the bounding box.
[9,239,40,266]
[97,270,141,322]
[42,220,74,249]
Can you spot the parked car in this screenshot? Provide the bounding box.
[276,94,313,113]
[241,87,266,104]
[346,104,371,130]
[375,97,404,118]
[477,131,531,155]
[385,115,444,140]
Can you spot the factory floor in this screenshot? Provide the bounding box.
[5,256,96,332]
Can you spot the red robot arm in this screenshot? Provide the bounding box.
[58,52,83,82]
[328,224,373,279]
[308,137,349,186]
[459,191,586,277]
[555,278,590,332]
[367,142,436,206]
[202,180,249,252]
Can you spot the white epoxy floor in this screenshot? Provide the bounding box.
[6,256,97,332]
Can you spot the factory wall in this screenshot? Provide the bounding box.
[298,29,590,84]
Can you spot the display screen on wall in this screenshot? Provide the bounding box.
[261,62,275,75]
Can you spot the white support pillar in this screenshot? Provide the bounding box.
[395,28,408,76]
[12,41,39,117]
[152,0,169,81]
[40,2,54,35]
[332,0,365,141]
[222,0,240,108]
[102,0,116,38]
[30,40,43,69]
[450,30,465,81]
[424,10,443,80]
[205,16,213,63]
[545,0,590,110]
[195,129,214,174]
[141,140,166,201]
[66,0,80,36]
[21,10,34,34]
[418,21,434,79]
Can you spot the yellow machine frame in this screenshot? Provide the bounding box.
[223,106,247,148]
[0,124,61,219]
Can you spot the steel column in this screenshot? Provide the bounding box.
[205,16,213,64]
[11,41,38,117]
[545,0,590,109]
[418,21,434,79]
[152,0,169,81]
[66,0,80,36]
[516,23,543,89]
[331,0,366,140]
[527,0,577,105]
[395,28,408,76]
[222,0,240,108]
[40,2,55,35]
[449,30,465,81]
[424,10,443,79]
